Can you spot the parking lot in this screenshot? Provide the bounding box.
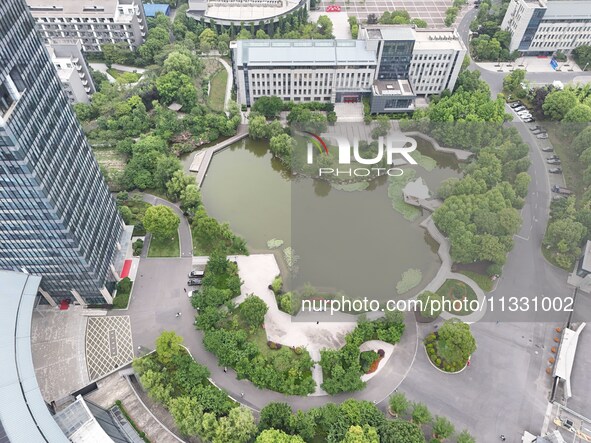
[313,0,455,27]
[508,101,568,197]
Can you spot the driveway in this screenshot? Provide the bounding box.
[140,193,193,258]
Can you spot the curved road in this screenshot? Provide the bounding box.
[125,11,579,440]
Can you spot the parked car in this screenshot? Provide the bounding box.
[530,125,542,131]
[532,129,546,135]
[517,111,532,117]
[510,101,523,108]
[537,133,549,139]
[547,159,561,165]
[188,290,195,298]
[552,185,573,195]
[188,278,202,286]
[523,117,536,123]
[549,168,562,174]
[514,105,527,112]
[541,146,554,152]
[189,270,204,278]
[547,155,559,160]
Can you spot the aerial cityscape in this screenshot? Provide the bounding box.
[1,0,591,441]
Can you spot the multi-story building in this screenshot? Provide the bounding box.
[232,25,466,113]
[233,39,377,106]
[501,0,591,54]
[47,39,96,103]
[0,0,125,305]
[26,0,147,52]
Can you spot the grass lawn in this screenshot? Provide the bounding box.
[436,279,478,316]
[545,122,584,199]
[148,231,180,257]
[208,68,228,112]
[106,68,141,84]
[250,328,312,369]
[457,270,493,292]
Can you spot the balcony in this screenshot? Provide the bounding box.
[84,87,91,93]
[81,79,88,86]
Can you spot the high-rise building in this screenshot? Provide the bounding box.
[0,0,124,305]
[26,0,147,52]
[501,0,591,54]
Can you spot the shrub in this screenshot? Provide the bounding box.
[486,263,503,276]
[132,239,144,256]
[271,275,283,294]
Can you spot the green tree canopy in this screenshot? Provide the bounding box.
[143,205,180,238]
[436,319,477,366]
[155,330,183,365]
[542,89,579,120]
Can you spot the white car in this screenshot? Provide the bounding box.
[188,290,195,298]
[517,110,532,116]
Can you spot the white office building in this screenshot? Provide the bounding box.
[232,25,466,113]
[26,0,147,52]
[501,0,591,54]
[47,39,96,103]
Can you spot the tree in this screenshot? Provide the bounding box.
[259,402,293,433]
[379,420,425,443]
[256,429,305,443]
[169,396,203,436]
[563,104,591,123]
[163,51,200,77]
[573,45,591,71]
[252,96,284,119]
[143,205,180,238]
[156,71,197,109]
[199,28,218,49]
[342,425,380,443]
[514,172,531,198]
[503,69,526,98]
[417,291,442,319]
[167,170,195,200]
[155,331,183,365]
[411,403,432,425]
[457,430,476,443]
[432,416,455,440]
[213,407,257,443]
[180,184,201,211]
[372,115,391,139]
[218,41,229,56]
[119,205,133,224]
[270,134,295,160]
[542,90,579,120]
[239,295,268,329]
[249,114,271,139]
[388,392,409,416]
[154,155,182,191]
[543,218,587,268]
[436,319,477,366]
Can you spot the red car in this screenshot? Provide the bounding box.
[326,5,341,11]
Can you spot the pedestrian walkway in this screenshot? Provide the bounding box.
[419,217,487,323]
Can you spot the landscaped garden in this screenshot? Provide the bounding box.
[320,313,405,394]
[193,253,315,395]
[424,319,477,373]
[436,279,478,316]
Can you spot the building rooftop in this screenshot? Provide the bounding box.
[26,0,133,17]
[414,29,465,51]
[364,25,416,41]
[372,79,414,96]
[143,3,170,17]
[195,0,304,23]
[0,271,69,442]
[235,39,377,66]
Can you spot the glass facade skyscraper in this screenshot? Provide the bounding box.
[0,0,123,304]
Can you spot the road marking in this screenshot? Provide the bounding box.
[515,234,530,241]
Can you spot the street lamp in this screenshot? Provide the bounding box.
[584,62,589,72]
